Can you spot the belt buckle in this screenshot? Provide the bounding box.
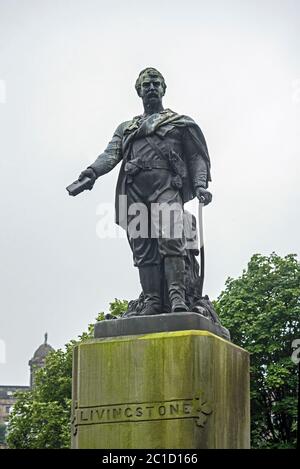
[142,161,151,170]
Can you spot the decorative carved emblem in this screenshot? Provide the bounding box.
[193,395,213,427]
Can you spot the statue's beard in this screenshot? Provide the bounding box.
[144,94,160,105]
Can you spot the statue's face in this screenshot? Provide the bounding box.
[139,73,165,103]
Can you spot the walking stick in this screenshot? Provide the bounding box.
[198,201,205,298]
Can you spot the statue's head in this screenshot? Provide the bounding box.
[135,68,166,102]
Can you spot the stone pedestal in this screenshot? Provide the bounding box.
[72,328,250,449]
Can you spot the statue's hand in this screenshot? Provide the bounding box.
[195,187,212,206]
[78,168,97,190]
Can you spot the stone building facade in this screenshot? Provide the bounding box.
[0,385,30,425]
[0,334,54,447]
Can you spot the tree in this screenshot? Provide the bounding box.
[0,423,6,445]
[6,299,127,449]
[7,254,300,449]
[215,253,300,448]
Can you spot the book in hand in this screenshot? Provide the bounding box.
[66,177,93,196]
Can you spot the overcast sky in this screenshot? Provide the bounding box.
[0,0,299,385]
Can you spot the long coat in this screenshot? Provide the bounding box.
[89,109,211,229]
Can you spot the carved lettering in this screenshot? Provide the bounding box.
[113,408,122,419]
[170,403,179,415]
[94,408,102,421]
[80,410,89,421]
[145,405,154,417]
[75,392,212,428]
[125,407,133,418]
[183,403,192,414]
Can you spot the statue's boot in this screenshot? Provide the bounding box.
[164,256,189,313]
[138,265,162,316]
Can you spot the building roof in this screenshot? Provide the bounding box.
[29,333,54,364]
[0,386,30,399]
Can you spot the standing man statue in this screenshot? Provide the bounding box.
[67,68,212,317]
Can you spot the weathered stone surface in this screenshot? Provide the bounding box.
[72,330,250,449]
[94,312,230,341]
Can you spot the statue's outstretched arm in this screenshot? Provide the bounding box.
[87,123,124,178]
[67,124,124,196]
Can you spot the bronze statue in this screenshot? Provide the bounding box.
[67,68,216,319]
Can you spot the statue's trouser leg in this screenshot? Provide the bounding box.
[138,264,162,316]
[126,172,187,314]
[150,192,188,313]
[126,187,162,315]
[164,256,189,313]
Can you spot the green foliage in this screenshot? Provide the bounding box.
[7,259,299,450]
[6,390,71,449]
[6,299,127,449]
[214,253,300,448]
[109,298,129,317]
[6,347,73,449]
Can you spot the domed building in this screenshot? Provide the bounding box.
[0,334,55,446]
[28,333,54,387]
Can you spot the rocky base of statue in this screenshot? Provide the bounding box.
[102,294,229,340]
[122,293,222,323]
